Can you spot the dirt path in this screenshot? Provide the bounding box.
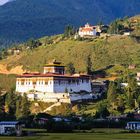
[0,64,26,75]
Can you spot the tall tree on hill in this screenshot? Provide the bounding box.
[15,96,22,119]
[26,39,42,49]
[107,82,118,105]
[67,62,75,75]
[95,100,110,118]
[5,91,17,115]
[64,25,75,37]
[125,75,139,109]
[20,94,30,119]
[85,55,93,75]
[0,95,5,115]
[108,19,124,34]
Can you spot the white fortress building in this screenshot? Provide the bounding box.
[78,23,101,38]
[16,60,93,103]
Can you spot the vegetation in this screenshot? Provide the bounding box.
[63,25,76,38]
[0,35,139,73]
[80,74,140,117]
[0,74,16,92]
[0,16,140,123]
[66,62,75,75]
[0,92,31,121]
[0,132,140,140]
[1,0,140,46]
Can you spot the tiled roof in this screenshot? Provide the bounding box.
[0,121,20,125]
[17,73,90,79]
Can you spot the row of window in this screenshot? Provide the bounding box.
[17,79,89,85]
[17,81,51,85]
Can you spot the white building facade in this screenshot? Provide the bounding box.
[0,122,22,136]
[16,60,92,103]
[126,122,140,130]
[78,23,101,37]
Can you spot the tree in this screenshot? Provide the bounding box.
[95,100,110,118]
[125,75,138,109]
[26,38,42,49]
[16,94,30,119]
[107,82,117,101]
[108,19,124,34]
[64,25,75,38]
[15,96,22,119]
[0,95,5,115]
[5,91,17,115]
[107,82,118,110]
[117,94,125,113]
[67,62,75,75]
[20,94,30,119]
[85,55,92,75]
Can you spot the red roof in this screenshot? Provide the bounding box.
[80,26,96,32]
[17,73,90,79]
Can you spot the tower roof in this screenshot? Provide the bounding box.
[44,60,65,67]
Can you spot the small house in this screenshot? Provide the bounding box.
[0,121,22,136]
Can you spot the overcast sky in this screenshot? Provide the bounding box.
[0,0,12,6]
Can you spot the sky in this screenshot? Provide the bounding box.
[0,0,12,6]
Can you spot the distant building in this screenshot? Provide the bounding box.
[16,60,92,103]
[128,64,136,70]
[78,23,101,38]
[0,121,22,136]
[123,32,131,36]
[136,72,140,81]
[126,122,140,130]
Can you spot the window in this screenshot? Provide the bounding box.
[72,80,75,83]
[68,80,71,84]
[33,82,36,85]
[59,80,61,85]
[21,81,24,85]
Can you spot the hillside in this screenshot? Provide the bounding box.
[0,15,140,91]
[1,35,140,74]
[0,0,140,46]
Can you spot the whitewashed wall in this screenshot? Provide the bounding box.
[16,79,91,93]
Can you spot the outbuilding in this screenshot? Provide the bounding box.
[0,121,22,136]
[126,122,140,130]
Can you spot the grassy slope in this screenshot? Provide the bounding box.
[1,14,140,91]
[1,35,140,74]
[0,74,16,92]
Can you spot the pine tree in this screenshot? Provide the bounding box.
[64,25,75,37]
[15,96,22,119]
[125,75,138,109]
[5,91,17,115]
[0,95,5,114]
[107,82,118,103]
[20,94,30,119]
[86,55,92,75]
[67,62,75,75]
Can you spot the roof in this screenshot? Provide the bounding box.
[0,121,20,125]
[17,73,90,79]
[44,60,65,67]
[44,64,65,67]
[127,121,140,124]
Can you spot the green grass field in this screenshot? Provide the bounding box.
[0,133,140,140]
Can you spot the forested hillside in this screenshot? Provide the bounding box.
[0,0,140,46]
[0,35,140,73]
[0,15,140,91]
